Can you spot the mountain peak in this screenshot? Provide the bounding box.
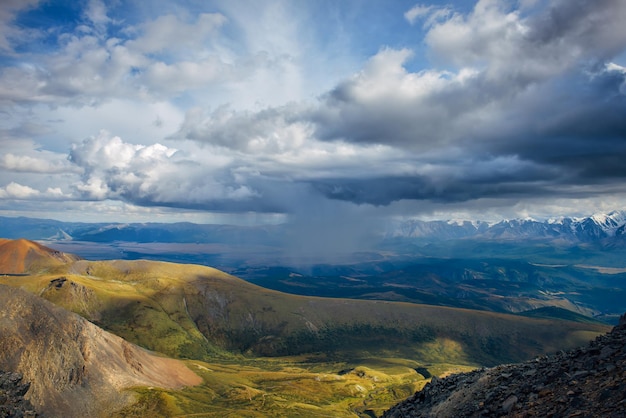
[0,238,80,274]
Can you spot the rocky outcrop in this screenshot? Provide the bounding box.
[0,372,37,418]
[0,285,201,418]
[384,316,626,417]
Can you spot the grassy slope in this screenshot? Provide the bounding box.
[0,256,611,417]
[110,356,463,417]
[1,259,608,364]
[517,306,608,324]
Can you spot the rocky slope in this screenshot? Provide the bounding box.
[0,372,37,418]
[383,314,626,417]
[0,284,201,418]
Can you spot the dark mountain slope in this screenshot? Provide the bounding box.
[0,284,201,418]
[383,314,626,417]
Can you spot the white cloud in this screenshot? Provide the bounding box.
[0,152,71,173]
[405,4,452,28]
[0,0,41,52]
[34,99,184,148]
[426,0,626,84]
[176,104,312,153]
[68,130,260,207]
[127,13,227,56]
[405,5,432,25]
[0,182,40,199]
[83,0,112,33]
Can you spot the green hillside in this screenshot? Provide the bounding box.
[1,258,608,366]
[517,306,607,324]
[0,241,612,416]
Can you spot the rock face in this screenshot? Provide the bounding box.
[0,372,37,418]
[0,285,201,418]
[383,315,626,417]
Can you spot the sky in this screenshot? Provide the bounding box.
[1,0,626,228]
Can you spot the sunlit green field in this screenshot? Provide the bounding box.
[112,356,476,418]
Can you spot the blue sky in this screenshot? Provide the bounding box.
[1,0,626,227]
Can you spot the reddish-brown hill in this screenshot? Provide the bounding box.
[0,238,79,274]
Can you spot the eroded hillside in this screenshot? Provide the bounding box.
[0,284,200,418]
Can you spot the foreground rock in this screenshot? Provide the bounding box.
[0,372,37,418]
[384,315,626,417]
[0,285,201,418]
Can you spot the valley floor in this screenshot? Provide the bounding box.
[113,356,477,418]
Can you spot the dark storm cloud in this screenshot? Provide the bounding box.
[309,155,562,206]
[301,0,626,207]
[312,176,557,206]
[482,69,626,177]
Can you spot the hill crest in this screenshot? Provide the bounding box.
[0,238,79,274]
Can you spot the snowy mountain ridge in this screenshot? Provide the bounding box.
[388,210,626,241]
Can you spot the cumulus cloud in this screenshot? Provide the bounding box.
[0,182,67,200]
[0,4,265,105]
[68,131,265,210]
[166,0,626,213]
[0,182,39,199]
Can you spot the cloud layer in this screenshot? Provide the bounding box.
[1,0,626,224]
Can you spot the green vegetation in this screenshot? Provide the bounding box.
[517,306,608,324]
[0,257,611,417]
[271,323,436,357]
[110,356,456,417]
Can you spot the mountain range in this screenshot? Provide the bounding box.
[386,210,626,243]
[3,210,626,246]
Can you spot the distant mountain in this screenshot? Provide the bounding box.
[387,210,626,243]
[0,216,284,245]
[2,211,626,246]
